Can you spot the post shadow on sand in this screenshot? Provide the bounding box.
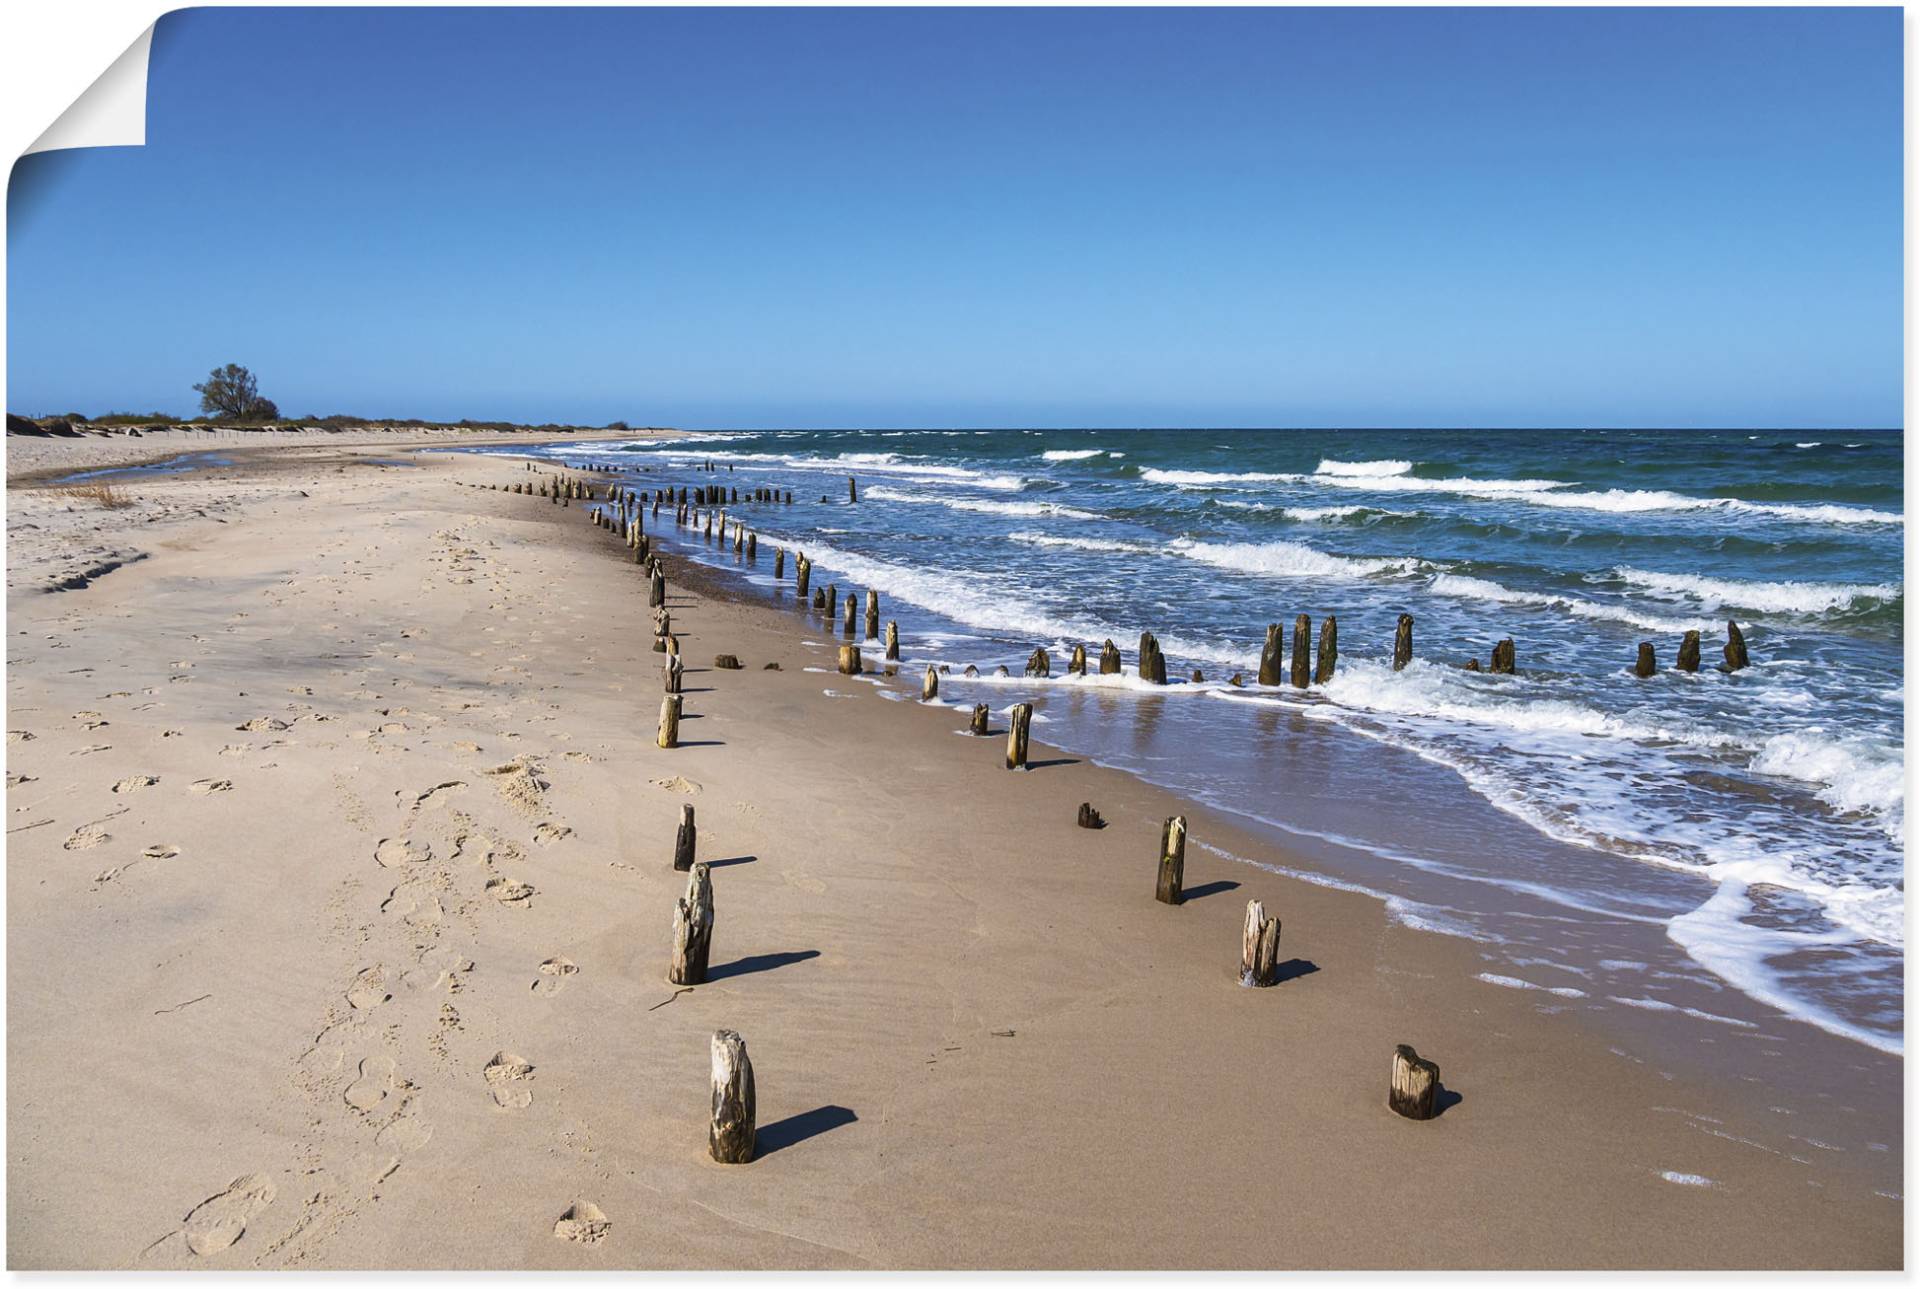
[755,1105,857,1157]
[1273,957,1318,984]
[1022,756,1081,771]
[672,739,726,748]
[1180,879,1240,902]
[705,854,757,869]
[707,949,820,980]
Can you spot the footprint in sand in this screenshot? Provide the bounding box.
[63,825,110,850]
[139,1173,277,1261]
[375,1096,434,1154]
[532,957,578,996]
[483,1051,534,1109]
[409,781,467,812]
[189,779,233,795]
[344,1055,397,1112]
[113,775,159,794]
[382,881,444,927]
[7,731,35,744]
[373,837,430,868]
[486,877,535,907]
[532,822,572,847]
[235,717,288,733]
[553,1202,611,1244]
[650,776,700,795]
[347,966,392,1010]
[8,774,36,788]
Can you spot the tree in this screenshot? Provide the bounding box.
[192,363,278,421]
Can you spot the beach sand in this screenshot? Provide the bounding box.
[4,439,1900,1269]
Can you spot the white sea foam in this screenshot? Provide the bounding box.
[1139,468,1295,486]
[1659,1172,1716,1187]
[1748,731,1904,840]
[865,485,1103,520]
[1167,537,1426,580]
[1606,995,1758,1029]
[1008,531,1155,555]
[1427,572,1714,633]
[1613,567,1900,616]
[1476,972,1588,999]
[1039,448,1106,461]
[1315,458,1413,477]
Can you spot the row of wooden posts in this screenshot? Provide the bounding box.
[486,463,1457,1163]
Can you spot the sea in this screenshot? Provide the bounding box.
[492,427,1903,1057]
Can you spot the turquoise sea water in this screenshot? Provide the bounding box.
[498,427,1903,1054]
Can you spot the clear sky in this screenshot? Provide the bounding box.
[5,6,1902,429]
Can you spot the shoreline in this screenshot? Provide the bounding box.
[5,439,1900,1268]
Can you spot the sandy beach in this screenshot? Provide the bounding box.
[4,436,1901,1269]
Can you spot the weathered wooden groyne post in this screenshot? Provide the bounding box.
[1393,614,1414,671]
[1025,647,1051,678]
[1156,816,1187,904]
[1076,802,1103,829]
[1138,632,1166,684]
[885,621,900,661]
[669,864,713,986]
[824,584,838,626]
[709,1030,756,1163]
[1315,616,1338,683]
[842,593,858,638]
[865,590,880,641]
[1290,614,1312,688]
[1724,621,1750,672]
[773,548,785,579]
[1241,900,1281,987]
[794,555,809,600]
[658,695,682,749]
[1490,638,1515,675]
[673,803,698,871]
[1099,639,1121,675]
[1389,1045,1441,1121]
[1068,643,1087,675]
[745,532,756,560]
[1006,703,1033,769]
[1677,630,1701,673]
[1258,624,1285,686]
[665,655,684,694]
[848,476,858,503]
[1634,642,1657,678]
[969,703,990,735]
[922,663,938,700]
[650,569,666,608]
[838,644,862,675]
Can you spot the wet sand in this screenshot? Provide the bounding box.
[4,438,1900,1268]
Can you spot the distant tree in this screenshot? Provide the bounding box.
[607,420,630,432]
[192,363,278,421]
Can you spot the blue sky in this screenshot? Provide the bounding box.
[6,6,1902,428]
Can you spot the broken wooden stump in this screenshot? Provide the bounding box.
[970,702,990,735]
[772,547,784,578]
[842,593,858,638]
[824,585,838,625]
[1076,802,1103,829]
[865,590,880,641]
[1258,623,1285,686]
[1389,1044,1440,1121]
[1138,632,1166,685]
[1240,899,1281,987]
[665,655,684,693]
[838,644,863,675]
[714,654,742,670]
[1490,638,1515,675]
[1634,642,1656,678]
[922,663,938,700]
[1025,646,1051,678]
[1393,613,1414,671]
[673,803,697,872]
[658,695,682,749]
[1290,614,1312,688]
[1315,615,1338,684]
[650,570,666,608]
[1099,639,1122,675]
[669,863,713,985]
[1156,815,1187,905]
[1006,702,1033,769]
[794,556,809,599]
[1068,643,1087,675]
[1677,630,1701,673]
[709,1029,756,1164]
[1190,669,1205,683]
[1723,621,1750,672]
[885,621,900,661]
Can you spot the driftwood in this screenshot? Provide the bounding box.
[1315,616,1338,684]
[1240,899,1281,987]
[1258,623,1285,686]
[970,703,990,735]
[669,863,712,985]
[1393,613,1414,671]
[1156,815,1187,905]
[709,1030,756,1163]
[1006,703,1033,769]
[658,695,682,749]
[1290,614,1312,688]
[1389,1044,1440,1121]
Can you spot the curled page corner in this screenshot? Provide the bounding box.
[23,23,156,157]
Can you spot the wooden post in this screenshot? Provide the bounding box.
[1634,642,1656,678]
[1677,630,1701,673]
[665,656,684,693]
[1099,639,1122,675]
[1068,643,1087,675]
[773,548,785,579]
[1723,621,1750,672]
[838,644,863,676]
[1025,647,1051,678]
[658,695,681,749]
[673,803,698,872]
[886,621,901,661]
[1315,615,1338,684]
[970,703,990,735]
[1006,703,1033,769]
[922,664,939,700]
[1258,623,1285,686]
[1290,614,1312,688]
[865,590,880,640]
[1156,815,1186,905]
[1389,1045,1440,1121]
[825,585,838,626]
[1240,900,1281,987]
[650,570,666,608]
[709,1030,756,1164]
[795,557,809,599]
[848,476,858,503]
[1138,632,1166,685]
[842,593,858,638]
[1077,802,1103,829]
[1393,614,1414,671]
[1490,638,1515,675]
[745,532,756,560]
[669,864,713,986]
